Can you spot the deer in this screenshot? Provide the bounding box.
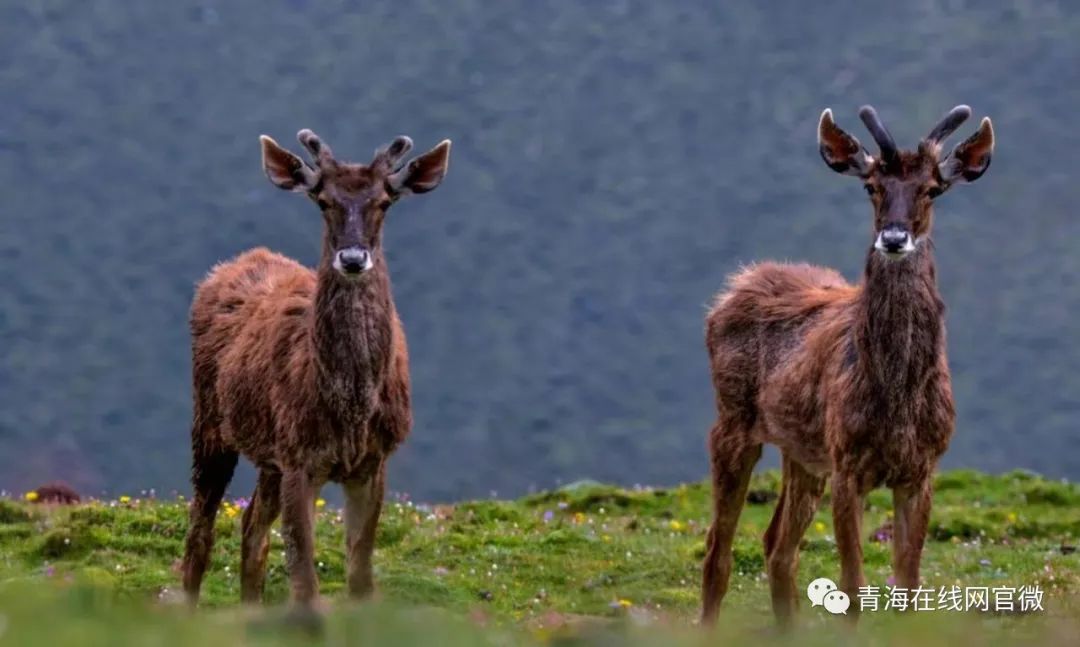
[699,105,994,626]
[180,128,451,611]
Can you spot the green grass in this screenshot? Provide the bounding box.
[0,470,1078,645]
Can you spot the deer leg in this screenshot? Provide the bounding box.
[830,472,866,623]
[762,482,786,559]
[280,469,319,608]
[343,460,386,599]
[181,445,238,605]
[765,456,826,627]
[892,479,933,590]
[700,421,761,626]
[240,469,282,603]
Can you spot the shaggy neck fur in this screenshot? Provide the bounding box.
[311,245,394,428]
[854,239,945,410]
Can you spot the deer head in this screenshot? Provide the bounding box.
[818,105,994,260]
[259,130,451,278]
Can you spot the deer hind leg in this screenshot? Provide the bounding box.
[892,478,933,590]
[700,417,761,626]
[764,456,826,627]
[181,441,238,605]
[343,459,386,600]
[240,469,282,603]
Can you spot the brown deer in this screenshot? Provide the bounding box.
[180,129,451,610]
[700,105,994,626]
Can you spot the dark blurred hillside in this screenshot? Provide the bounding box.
[0,1,1077,501]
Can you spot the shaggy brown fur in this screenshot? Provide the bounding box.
[700,105,994,627]
[181,129,451,609]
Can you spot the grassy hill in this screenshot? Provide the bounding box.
[0,470,1078,645]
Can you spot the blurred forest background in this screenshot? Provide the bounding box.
[0,1,1077,502]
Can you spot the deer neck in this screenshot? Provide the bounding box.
[853,240,946,398]
[311,248,394,420]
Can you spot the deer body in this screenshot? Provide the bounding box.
[735,249,952,483]
[701,106,994,626]
[193,247,406,477]
[182,130,450,609]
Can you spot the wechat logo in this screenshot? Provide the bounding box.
[807,577,851,615]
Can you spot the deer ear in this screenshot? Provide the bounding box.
[940,117,994,185]
[818,109,874,177]
[388,140,451,196]
[260,135,319,192]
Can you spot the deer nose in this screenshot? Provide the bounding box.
[876,227,912,255]
[335,247,371,275]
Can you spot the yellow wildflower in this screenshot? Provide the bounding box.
[1007,511,1018,523]
[24,491,39,502]
[316,498,326,509]
[574,512,586,524]
[814,521,827,534]
[119,495,131,504]
[618,599,632,608]
[669,520,684,532]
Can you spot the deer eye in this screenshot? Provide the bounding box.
[315,197,330,210]
[377,199,392,211]
[927,185,944,199]
[863,184,878,196]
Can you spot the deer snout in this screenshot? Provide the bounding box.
[333,247,373,276]
[874,227,915,258]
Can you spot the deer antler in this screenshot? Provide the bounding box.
[858,105,899,167]
[924,105,972,152]
[855,106,898,167]
[296,129,335,168]
[372,136,414,172]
